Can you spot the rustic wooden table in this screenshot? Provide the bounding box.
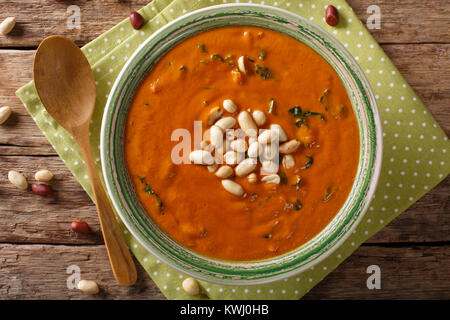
[0,0,448,300]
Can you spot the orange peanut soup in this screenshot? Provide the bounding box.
[125,26,360,261]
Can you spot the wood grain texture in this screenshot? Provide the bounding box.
[0,0,449,48]
[0,0,449,300]
[0,243,448,299]
[304,245,450,300]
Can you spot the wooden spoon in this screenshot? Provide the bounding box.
[33,35,137,286]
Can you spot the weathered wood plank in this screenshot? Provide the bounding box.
[0,154,448,245]
[0,243,165,299]
[304,245,450,300]
[347,0,450,44]
[0,243,448,299]
[1,44,448,151]
[0,0,449,48]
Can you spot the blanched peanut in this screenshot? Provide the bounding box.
[222,179,244,196]
[230,139,248,153]
[223,151,244,165]
[0,17,16,35]
[215,117,236,131]
[252,110,266,126]
[215,165,234,178]
[261,174,280,184]
[210,125,224,152]
[237,56,246,73]
[182,277,200,295]
[235,158,257,177]
[282,155,295,170]
[77,280,99,295]
[247,173,258,184]
[257,129,275,145]
[279,139,301,154]
[223,99,238,113]
[207,106,223,125]
[237,111,257,136]
[8,170,28,190]
[270,124,288,142]
[261,160,279,174]
[189,150,215,165]
[262,144,278,161]
[35,169,54,182]
[231,69,244,84]
[247,141,262,158]
[207,164,218,173]
[0,106,12,124]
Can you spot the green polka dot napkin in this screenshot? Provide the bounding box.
[16,0,449,300]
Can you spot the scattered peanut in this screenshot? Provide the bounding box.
[0,17,16,35]
[247,173,258,184]
[34,169,54,182]
[279,139,301,154]
[8,170,28,190]
[0,106,12,124]
[215,165,234,178]
[189,150,215,165]
[210,125,224,152]
[235,158,257,177]
[247,141,262,159]
[237,111,257,136]
[261,160,279,174]
[31,183,53,196]
[223,151,244,165]
[261,174,280,184]
[207,164,218,173]
[230,139,248,153]
[207,106,223,125]
[223,99,238,113]
[129,11,144,30]
[77,280,99,295]
[237,56,246,73]
[252,110,266,126]
[257,129,275,145]
[182,277,200,295]
[215,117,236,131]
[71,221,91,234]
[282,155,295,170]
[270,124,288,142]
[221,179,244,196]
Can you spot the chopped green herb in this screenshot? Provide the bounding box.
[268,98,276,114]
[289,106,325,127]
[302,155,314,169]
[179,65,186,71]
[322,186,333,202]
[258,47,266,60]
[246,55,255,63]
[255,64,272,79]
[138,176,164,212]
[197,43,206,52]
[294,199,302,211]
[319,89,330,111]
[211,53,225,62]
[279,172,288,184]
[224,53,233,60]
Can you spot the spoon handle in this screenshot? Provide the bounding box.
[77,134,137,286]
